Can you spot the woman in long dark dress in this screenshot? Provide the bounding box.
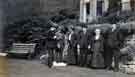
[91,29,105,68]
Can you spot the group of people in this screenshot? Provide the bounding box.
[45,24,128,72]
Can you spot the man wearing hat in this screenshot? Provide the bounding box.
[77,25,90,67]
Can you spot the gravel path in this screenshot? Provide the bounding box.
[9,59,135,77]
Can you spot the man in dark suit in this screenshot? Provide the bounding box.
[68,27,79,65]
[77,26,90,67]
[104,24,121,72]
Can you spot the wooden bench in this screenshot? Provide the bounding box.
[7,43,36,59]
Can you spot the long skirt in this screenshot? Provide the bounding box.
[67,47,78,65]
[91,52,105,68]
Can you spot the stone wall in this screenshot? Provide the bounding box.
[2,0,76,24]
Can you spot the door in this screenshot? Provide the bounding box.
[97,0,103,16]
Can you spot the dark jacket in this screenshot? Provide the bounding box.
[46,30,57,49]
[106,29,121,49]
[78,31,91,49]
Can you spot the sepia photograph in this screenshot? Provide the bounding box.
[0,0,135,77]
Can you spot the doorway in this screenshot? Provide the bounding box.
[97,0,103,16]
